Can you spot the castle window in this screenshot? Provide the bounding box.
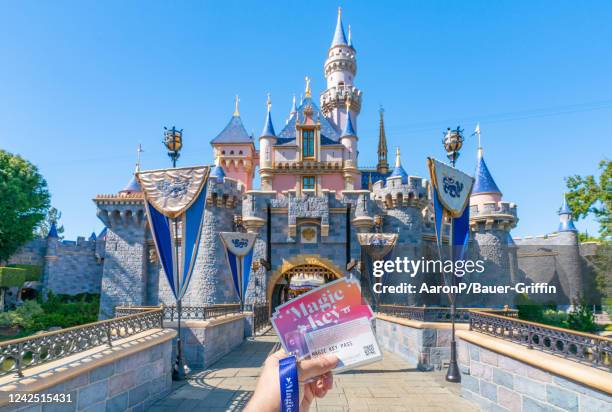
[302,176,315,190]
[230,150,234,155]
[302,130,315,158]
[239,150,243,155]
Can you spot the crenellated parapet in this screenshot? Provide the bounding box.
[242,190,276,233]
[94,194,145,229]
[271,190,335,237]
[206,176,243,209]
[320,85,362,117]
[372,176,429,210]
[342,190,375,231]
[469,201,518,232]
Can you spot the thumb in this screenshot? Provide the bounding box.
[298,355,338,381]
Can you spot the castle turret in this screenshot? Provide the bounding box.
[340,99,359,190]
[259,95,277,191]
[469,142,518,306]
[210,96,257,190]
[558,195,578,232]
[320,8,362,131]
[94,172,147,318]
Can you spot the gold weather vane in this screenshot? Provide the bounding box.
[395,147,401,167]
[304,76,311,98]
[267,93,272,111]
[234,95,240,116]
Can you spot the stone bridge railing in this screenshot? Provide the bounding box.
[468,310,612,371]
[0,307,164,378]
[0,307,174,411]
[115,303,241,321]
[377,305,518,323]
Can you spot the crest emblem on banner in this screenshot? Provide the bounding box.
[427,158,474,218]
[220,232,258,303]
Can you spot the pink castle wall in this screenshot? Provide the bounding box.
[320,174,345,192]
[272,175,297,192]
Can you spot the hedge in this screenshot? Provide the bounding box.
[0,267,26,288]
[8,264,42,282]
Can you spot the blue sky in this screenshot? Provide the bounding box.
[1,1,610,240]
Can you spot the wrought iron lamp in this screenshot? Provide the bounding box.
[443,126,464,167]
[442,126,464,383]
[163,126,183,168]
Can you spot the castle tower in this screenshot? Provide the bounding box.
[259,94,277,191]
[372,148,429,305]
[94,172,147,318]
[210,96,257,190]
[320,8,362,132]
[340,99,360,190]
[377,108,389,174]
[555,195,583,305]
[469,143,518,306]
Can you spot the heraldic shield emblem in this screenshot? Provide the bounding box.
[427,157,474,218]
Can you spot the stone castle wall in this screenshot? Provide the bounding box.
[44,237,103,295]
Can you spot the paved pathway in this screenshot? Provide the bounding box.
[149,330,480,412]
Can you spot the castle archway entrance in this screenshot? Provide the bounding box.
[267,255,344,313]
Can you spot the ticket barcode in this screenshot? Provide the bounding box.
[363,344,376,356]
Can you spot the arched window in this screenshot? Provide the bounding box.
[230,150,234,155]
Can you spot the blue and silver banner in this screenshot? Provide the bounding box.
[427,157,474,265]
[137,166,210,300]
[220,232,257,303]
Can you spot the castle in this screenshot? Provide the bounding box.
[6,10,591,316]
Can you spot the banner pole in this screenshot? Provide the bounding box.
[446,202,461,383]
[173,217,186,381]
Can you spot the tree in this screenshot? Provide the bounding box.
[0,150,50,262]
[565,159,611,239]
[36,207,64,239]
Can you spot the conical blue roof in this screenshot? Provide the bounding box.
[122,174,141,193]
[89,232,97,241]
[558,196,572,215]
[559,219,577,232]
[261,108,276,138]
[473,155,501,195]
[211,115,252,144]
[48,222,59,238]
[341,112,356,137]
[389,148,408,184]
[331,10,347,47]
[211,164,226,182]
[558,195,577,232]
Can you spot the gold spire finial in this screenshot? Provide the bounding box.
[304,76,311,98]
[338,6,342,18]
[346,95,352,111]
[266,93,271,111]
[233,95,240,116]
[395,147,401,168]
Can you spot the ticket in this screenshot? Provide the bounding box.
[271,278,374,358]
[304,316,382,373]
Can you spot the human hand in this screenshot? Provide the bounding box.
[245,350,338,412]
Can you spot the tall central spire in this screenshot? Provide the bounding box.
[377,107,389,174]
[331,7,347,47]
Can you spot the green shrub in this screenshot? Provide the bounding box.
[7,264,42,282]
[0,267,26,288]
[567,298,598,333]
[0,300,43,329]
